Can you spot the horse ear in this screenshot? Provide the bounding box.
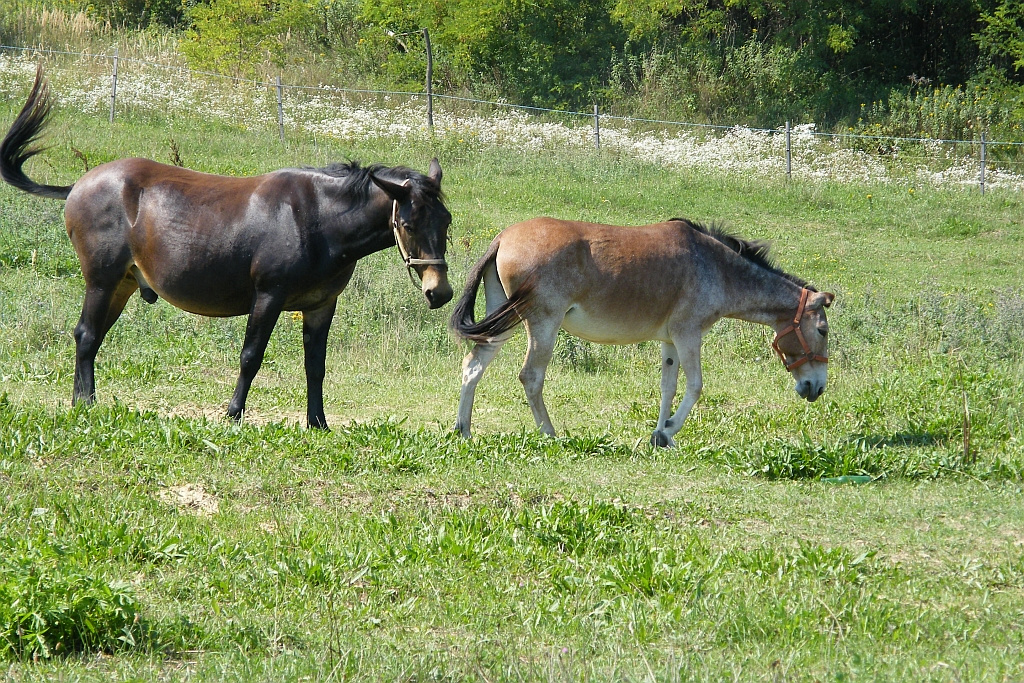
[428,157,442,183]
[371,174,412,202]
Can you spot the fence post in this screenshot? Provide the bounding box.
[275,75,285,144]
[593,104,600,150]
[785,120,792,181]
[109,47,118,124]
[423,28,434,129]
[979,132,987,195]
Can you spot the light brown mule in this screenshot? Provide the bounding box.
[450,217,834,446]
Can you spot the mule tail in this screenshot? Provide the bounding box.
[450,236,535,344]
[0,66,74,201]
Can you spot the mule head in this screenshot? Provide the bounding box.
[372,158,453,309]
[772,290,834,402]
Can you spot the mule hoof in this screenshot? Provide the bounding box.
[650,430,672,448]
[140,288,158,304]
[454,422,472,439]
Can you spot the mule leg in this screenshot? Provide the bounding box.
[72,281,126,405]
[456,340,506,438]
[301,298,337,430]
[651,341,680,448]
[656,333,703,447]
[455,262,513,438]
[227,291,285,422]
[519,318,561,436]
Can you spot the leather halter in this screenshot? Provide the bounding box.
[772,288,828,372]
[389,186,447,286]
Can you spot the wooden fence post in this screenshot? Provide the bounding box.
[109,47,118,124]
[423,28,434,129]
[276,76,285,143]
[785,120,792,181]
[979,132,987,195]
[593,104,600,149]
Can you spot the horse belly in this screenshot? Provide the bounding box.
[136,259,255,317]
[561,305,666,345]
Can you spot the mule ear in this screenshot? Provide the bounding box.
[820,292,835,308]
[371,174,412,202]
[428,157,442,183]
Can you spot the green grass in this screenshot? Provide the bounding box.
[1,72,1023,680]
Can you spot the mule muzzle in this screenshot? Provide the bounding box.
[795,379,826,402]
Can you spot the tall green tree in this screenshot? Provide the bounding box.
[976,0,1024,81]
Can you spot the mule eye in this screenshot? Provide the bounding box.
[818,328,828,338]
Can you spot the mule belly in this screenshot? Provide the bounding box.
[561,306,667,345]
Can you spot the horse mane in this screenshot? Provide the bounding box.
[316,160,445,206]
[669,217,813,290]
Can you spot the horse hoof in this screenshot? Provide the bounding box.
[454,423,471,439]
[650,430,671,448]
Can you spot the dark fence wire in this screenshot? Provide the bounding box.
[3,41,1023,193]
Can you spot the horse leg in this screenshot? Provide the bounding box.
[227,291,285,422]
[655,333,703,447]
[72,280,125,405]
[519,318,561,436]
[103,276,139,335]
[651,341,680,447]
[456,340,506,438]
[301,298,337,430]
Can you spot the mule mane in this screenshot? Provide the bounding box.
[317,161,444,206]
[669,217,813,290]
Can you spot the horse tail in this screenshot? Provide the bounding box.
[450,236,535,344]
[0,66,74,201]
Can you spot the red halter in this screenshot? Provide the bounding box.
[772,288,828,372]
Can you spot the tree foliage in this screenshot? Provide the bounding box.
[181,0,313,77]
[7,0,1024,136]
[359,0,627,106]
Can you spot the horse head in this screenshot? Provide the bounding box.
[372,158,453,309]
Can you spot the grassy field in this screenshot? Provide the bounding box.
[1,75,1024,681]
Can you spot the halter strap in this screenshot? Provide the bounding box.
[389,185,447,287]
[771,288,828,372]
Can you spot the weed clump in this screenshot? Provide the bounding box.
[0,547,143,659]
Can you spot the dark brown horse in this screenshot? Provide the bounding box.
[451,217,833,446]
[0,67,453,429]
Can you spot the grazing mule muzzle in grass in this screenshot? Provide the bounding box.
[450,217,835,447]
[0,66,453,430]
[770,287,833,402]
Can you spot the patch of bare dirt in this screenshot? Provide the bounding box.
[157,483,219,516]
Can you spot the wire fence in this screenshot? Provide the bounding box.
[2,42,1023,193]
